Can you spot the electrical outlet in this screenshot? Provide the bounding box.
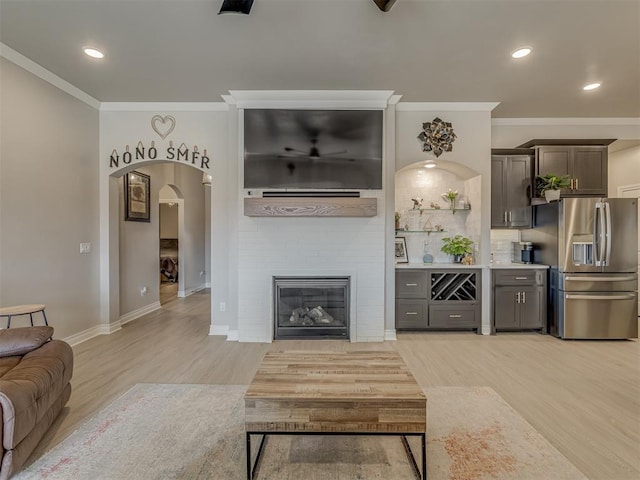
[200,270,204,277]
[219,302,226,312]
[140,286,148,296]
[80,242,91,254]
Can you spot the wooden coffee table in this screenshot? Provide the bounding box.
[244,350,427,479]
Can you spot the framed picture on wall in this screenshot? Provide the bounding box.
[125,171,151,222]
[394,237,408,263]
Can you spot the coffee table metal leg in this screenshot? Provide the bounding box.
[422,433,427,480]
[401,434,427,480]
[246,433,268,480]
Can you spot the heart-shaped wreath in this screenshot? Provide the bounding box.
[417,117,457,157]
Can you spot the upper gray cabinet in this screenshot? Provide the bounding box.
[517,139,615,197]
[491,150,533,229]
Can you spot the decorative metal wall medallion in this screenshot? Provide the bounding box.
[151,115,176,140]
[417,117,457,157]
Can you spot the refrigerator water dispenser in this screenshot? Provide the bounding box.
[572,241,593,266]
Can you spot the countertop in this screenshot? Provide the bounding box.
[396,263,485,269]
[489,263,549,270]
[396,263,549,270]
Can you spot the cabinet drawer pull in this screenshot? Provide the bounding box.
[449,314,462,318]
[514,277,529,280]
[405,312,418,315]
[405,283,418,286]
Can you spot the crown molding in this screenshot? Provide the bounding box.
[224,90,396,109]
[492,117,640,126]
[396,102,500,112]
[1,43,101,110]
[100,102,228,112]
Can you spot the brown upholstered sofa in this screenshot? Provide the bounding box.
[0,327,73,479]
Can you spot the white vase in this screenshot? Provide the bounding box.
[544,189,561,202]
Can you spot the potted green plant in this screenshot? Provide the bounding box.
[536,174,571,202]
[440,235,474,263]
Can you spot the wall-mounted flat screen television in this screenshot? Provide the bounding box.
[244,109,383,189]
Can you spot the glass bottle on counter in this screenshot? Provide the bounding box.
[423,240,434,264]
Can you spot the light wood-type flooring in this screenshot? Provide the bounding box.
[32,289,639,480]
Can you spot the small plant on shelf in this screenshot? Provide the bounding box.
[441,189,459,209]
[536,174,571,202]
[440,235,474,263]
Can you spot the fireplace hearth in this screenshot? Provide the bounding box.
[273,276,350,340]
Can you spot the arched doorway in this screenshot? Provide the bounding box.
[104,161,211,328]
[159,184,184,305]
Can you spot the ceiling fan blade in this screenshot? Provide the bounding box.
[372,0,397,12]
[321,150,348,157]
[284,147,308,155]
[219,0,254,15]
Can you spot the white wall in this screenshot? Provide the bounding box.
[159,203,178,238]
[0,58,100,338]
[175,164,207,295]
[609,145,640,196]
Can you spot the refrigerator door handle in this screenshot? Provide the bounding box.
[603,201,612,266]
[594,202,606,266]
[565,275,637,282]
[565,294,636,301]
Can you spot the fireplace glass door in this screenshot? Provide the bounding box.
[274,277,350,339]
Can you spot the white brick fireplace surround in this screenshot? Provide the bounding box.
[231,91,396,342]
[237,208,385,342]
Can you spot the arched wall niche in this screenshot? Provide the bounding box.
[394,158,482,265]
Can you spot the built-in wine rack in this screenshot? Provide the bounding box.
[430,272,477,302]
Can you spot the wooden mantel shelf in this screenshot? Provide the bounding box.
[244,197,377,217]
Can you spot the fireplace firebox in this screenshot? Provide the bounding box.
[273,276,350,340]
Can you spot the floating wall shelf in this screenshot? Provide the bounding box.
[396,230,448,235]
[244,197,377,217]
[408,207,471,214]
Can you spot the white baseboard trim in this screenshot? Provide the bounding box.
[208,325,239,341]
[179,283,207,299]
[209,325,229,336]
[62,322,122,347]
[384,329,397,341]
[119,301,161,325]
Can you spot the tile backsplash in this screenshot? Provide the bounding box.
[490,229,520,264]
[395,168,480,264]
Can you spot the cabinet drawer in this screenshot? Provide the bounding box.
[396,271,428,298]
[429,306,478,328]
[396,300,428,329]
[493,269,545,286]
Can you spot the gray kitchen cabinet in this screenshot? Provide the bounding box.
[491,151,533,228]
[535,145,608,196]
[396,271,428,329]
[429,269,482,332]
[396,269,481,332]
[492,269,547,332]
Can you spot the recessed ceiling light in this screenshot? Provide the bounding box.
[83,47,104,59]
[583,82,601,91]
[511,47,532,59]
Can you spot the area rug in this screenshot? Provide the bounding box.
[15,384,587,480]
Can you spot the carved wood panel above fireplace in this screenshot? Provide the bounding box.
[245,197,377,217]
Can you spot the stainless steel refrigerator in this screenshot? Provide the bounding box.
[523,197,638,339]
